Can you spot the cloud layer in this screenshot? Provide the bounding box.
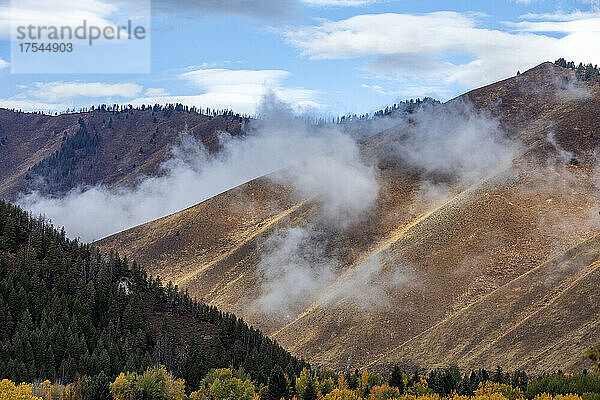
[285,11,600,89]
[389,100,520,185]
[252,97,519,319]
[32,82,142,102]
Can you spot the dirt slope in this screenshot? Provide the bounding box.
[369,233,600,372]
[97,62,600,373]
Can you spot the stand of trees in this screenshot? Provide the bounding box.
[4,364,600,400]
[0,200,307,393]
[25,118,100,187]
[1,198,600,398]
[333,97,441,125]
[554,58,600,82]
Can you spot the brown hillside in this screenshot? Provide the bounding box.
[0,110,79,199]
[0,107,244,199]
[369,232,600,372]
[97,62,600,373]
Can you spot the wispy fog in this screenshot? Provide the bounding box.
[252,99,520,319]
[391,101,520,185]
[18,95,374,242]
[17,94,524,319]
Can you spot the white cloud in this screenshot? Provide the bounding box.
[0,58,7,69]
[131,68,319,114]
[361,80,452,99]
[181,68,291,93]
[31,82,143,102]
[144,87,168,96]
[284,11,600,89]
[301,0,377,6]
[506,13,600,33]
[518,11,598,21]
[0,98,69,113]
[286,12,474,59]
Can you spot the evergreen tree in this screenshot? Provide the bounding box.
[303,375,317,400]
[268,365,289,400]
[390,365,405,393]
[348,369,359,390]
[84,372,112,400]
[493,366,505,384]
[4,216,19,253]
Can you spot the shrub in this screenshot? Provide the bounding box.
[190,368,256,400]
[324,389,362,400]
[475,382,524,400]
[110,365,186,400]
[368,385,401,400]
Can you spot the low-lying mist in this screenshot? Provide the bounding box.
[18,95,376,242]
[251,100,522,319]
[391,101,520,187]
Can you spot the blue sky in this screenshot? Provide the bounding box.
[0,0,600,116]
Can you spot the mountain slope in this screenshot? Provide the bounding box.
[0,106,244,199]
[368,233,600,372]
[97,62,600,372]
[0,110,79,199]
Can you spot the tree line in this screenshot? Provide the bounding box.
[554,58,600,82]
[4,362,600,400]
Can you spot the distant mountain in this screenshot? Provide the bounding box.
[0,105,246,199]
[97,62,600,373]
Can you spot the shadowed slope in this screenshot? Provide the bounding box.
[0,110,80,198]
[0,107,243,199]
